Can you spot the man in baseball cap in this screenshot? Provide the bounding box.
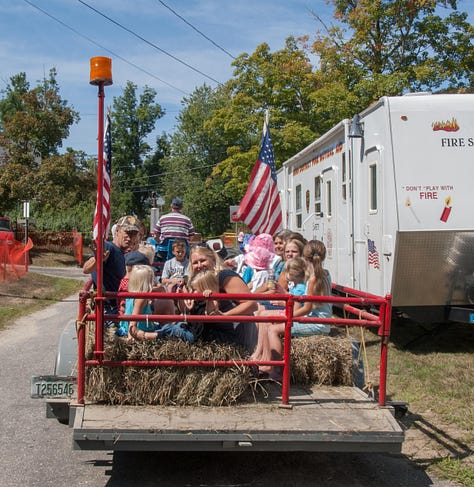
[83,215,144,314]
[116,215,142,233]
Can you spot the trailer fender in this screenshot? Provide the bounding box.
[54,319,78,377]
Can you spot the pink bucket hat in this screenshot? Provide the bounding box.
[245,246,274,271]
[248,233,275,254]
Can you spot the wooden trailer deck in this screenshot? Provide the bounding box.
[71,384,404,453]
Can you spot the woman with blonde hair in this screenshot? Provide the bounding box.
[183,244,257,350]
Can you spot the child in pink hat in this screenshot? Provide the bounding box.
[243,234,276,292]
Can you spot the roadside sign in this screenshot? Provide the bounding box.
[230,205,240,223]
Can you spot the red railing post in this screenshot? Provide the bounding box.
[281,295,293,405]
[378,294,392,406]
[77,291,88,404]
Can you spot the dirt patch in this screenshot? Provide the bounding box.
[29,250,77,267]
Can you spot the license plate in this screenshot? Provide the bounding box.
[31,375,76,399]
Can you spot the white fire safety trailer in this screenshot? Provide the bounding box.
[277,93,474,323]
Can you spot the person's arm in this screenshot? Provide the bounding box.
[128,298,157,341]
[127,298,145,339]
[82,248,110,274]
[174,286,194,313]
[153,221,161,241]
[221,275,257,316]
[160,260,176,285]
[187,218,195,238]
[277,271,288,290]
[293,277,314,318]
[223,257,237,269]
[82,255,96,275]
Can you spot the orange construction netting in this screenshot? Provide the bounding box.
[0,237,34,283]
[73,230,83,267]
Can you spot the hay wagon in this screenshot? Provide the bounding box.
[37,286,404,454]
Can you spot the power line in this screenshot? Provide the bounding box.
[114,162,219,186]
[78,0,224,86]
[23,0,189,96]
[156,0,236,60]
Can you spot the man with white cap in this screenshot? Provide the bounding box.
[83,215,142,297]
[153,197,195,243]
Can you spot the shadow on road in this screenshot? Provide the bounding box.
[96,450,438,487]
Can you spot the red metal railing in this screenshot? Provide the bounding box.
[77,286,392,408]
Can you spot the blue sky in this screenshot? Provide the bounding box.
[1,1,472,156]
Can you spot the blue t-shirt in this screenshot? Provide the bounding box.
[117,299,154,336]
[91,241,125,292]
[289,281,306,296]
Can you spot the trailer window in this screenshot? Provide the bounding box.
[369,163,377,211]
[314,176,321,215]
[342,152,351,201]
[295,184,302,228]
[342,153,347,201]
[326,180,332,217]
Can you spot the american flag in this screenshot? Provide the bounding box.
[93,114,112,241]
[236,120,283,235]
[367,238,380,269]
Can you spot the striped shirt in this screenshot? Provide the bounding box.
[153,210,195,242]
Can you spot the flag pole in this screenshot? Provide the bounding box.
[90,57,113,355]
[263,109,271,225]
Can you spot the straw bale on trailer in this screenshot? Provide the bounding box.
[85,323,355,406]
[290,335,354,386]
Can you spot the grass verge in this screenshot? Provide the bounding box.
[0,271,84,331]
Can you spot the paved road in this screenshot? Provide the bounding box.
[28,265,89,281]
[0,277,458,486]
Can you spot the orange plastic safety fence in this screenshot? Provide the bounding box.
[72,231,83,267]
[0,238,34,282]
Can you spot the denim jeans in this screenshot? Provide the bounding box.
[157,322,196,343]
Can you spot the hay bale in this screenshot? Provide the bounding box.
[84,322,356,406]
[85,335,252,406]
[290,335,354,386]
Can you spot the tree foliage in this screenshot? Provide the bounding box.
[161,85,234,236]
[0,69,87,217]
[309,0,473,109]
[110,81,166,221]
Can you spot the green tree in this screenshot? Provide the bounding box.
[162,84,233,236]
[208,38,318,199]
[0,69,80,213]
[110,81,165,219]
[309,0,473,112]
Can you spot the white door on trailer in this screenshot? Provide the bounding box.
[360,149,384,296]
[321,167,338,275]
[307,174,324,242]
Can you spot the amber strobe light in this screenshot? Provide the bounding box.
[89,56,113,86]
